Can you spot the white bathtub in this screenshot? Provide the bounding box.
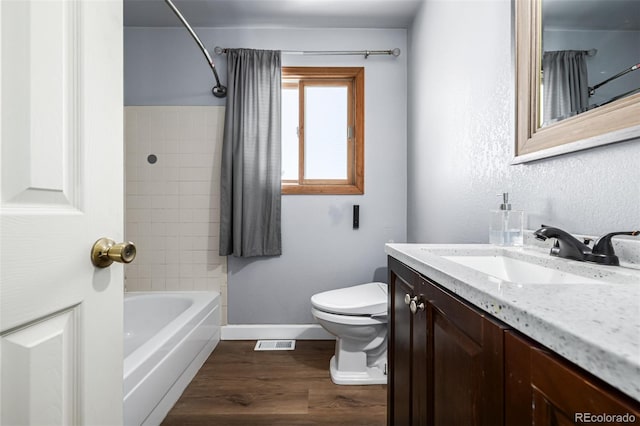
[123,292,220,426]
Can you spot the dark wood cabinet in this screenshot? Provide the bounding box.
[505,331,640,426]
[388,257,506,426]
[427,278,506,426]
[388,256,422,426]
[388,256,640,426]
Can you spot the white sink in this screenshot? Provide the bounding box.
[441,255,608,284]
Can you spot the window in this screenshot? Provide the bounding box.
[281,67,364,195]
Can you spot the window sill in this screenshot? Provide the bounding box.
[282,184,364,195]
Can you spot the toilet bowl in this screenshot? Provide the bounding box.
[311,282,388,385]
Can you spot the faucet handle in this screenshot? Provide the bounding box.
[592,231,640,256]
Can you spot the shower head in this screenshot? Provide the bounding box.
[209,64,227,98]
[212,84,227,98]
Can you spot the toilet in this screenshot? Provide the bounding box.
[311,282,388,385]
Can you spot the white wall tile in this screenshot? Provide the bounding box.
[136,278,152,292]
[193,278,209,291]
[124,106,227,324]
[151,278,166,291]
[166,265,180,278]
[165,278,181,291]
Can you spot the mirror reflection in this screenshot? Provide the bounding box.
[540,0,640,127]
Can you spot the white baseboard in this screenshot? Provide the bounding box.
[221,324,334,340]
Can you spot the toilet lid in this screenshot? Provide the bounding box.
[311,282,388,315]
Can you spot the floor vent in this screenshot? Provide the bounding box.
[254,339,296,351]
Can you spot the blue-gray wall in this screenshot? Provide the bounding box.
[125,27,408,324]
[125,0,639,325]
[407,0,640,244]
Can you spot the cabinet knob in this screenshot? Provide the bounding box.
[410,299,425,314]
[404,294,417,305]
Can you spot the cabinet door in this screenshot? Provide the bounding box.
[388,256,420,426]
[411,280,428,426]
[426,280,506,426]
[506,331,640,426]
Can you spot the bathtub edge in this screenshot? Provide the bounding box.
[141,328,220,426]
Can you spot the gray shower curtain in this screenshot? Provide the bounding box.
[219,49,282,257]
[542,50,589,125]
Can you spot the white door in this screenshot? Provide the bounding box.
[0,0,124,425]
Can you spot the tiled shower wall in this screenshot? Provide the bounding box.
[124,106,228,324]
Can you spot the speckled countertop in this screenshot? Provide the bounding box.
[385,241,640,401]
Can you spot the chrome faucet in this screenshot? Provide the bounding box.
[533,226,639,266]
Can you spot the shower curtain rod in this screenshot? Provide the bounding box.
[589,62,640,96]
[164,0,227,98]
[213,46,401,59]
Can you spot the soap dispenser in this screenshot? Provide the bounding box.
[490,193,524,246]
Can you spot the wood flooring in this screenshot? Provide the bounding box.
[162,340,387,426]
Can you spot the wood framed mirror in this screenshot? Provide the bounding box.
[514,0,640,163]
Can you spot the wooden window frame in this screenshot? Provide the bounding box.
[281,67,364,195]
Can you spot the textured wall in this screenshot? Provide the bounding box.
[125,27,408,324]
[407,0,640,244]
[124,106,228,323]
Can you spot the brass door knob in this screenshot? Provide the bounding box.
[91,238,136,268]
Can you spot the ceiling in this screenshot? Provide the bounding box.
[124,0,424,28]
[124,0,640,31]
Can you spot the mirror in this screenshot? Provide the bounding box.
[514,0,640,162]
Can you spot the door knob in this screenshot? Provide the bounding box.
[91,238,136,268]
[410,299,425,314]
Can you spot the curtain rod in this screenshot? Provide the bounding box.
[589,62,639,96]
[164,0,227,97]
[213,46,401,59]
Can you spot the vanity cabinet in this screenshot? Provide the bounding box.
[505,331,640,425]
[388,257,506,426]
[388,256,423,426]
[426,276,506,425]
[388,256,640,426]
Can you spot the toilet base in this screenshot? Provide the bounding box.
[329,355,387,385]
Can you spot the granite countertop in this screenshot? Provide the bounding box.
[385,242,640,401]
